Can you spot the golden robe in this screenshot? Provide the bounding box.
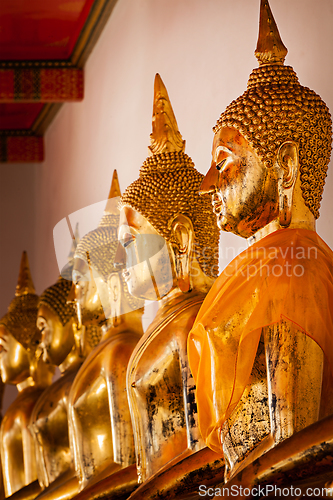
[188,229,333,453]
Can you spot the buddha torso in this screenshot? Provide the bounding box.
[0,384,46,496]
[127,292,206,484]
[189,229,332,480]
[30,366,81,489]
[68,328,141,491]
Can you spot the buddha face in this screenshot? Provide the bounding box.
[72,258,110,326]
[37,304,74,366]
[0,325,30,384]
[200,127,279,238]
[118,206,174,301]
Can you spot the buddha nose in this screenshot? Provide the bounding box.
[199,162,219,196]
[114,242,126,268]
[35,344,44,362]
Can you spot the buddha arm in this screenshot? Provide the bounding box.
[72,463,138,500]
[33,470,79,500]
[28,421,48,489]
[106,335,139,468]
[22,421,38,486]
[225,413,333,491]
[3,480,41,500]
[181,354,204,451]
[229,319,325,479]
[0,456,4,500]
[264,319,323,443]
[1,413,25,496]
[74,462,121,490]
[127,447,224,500]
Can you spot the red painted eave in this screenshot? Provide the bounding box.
[0,0,95,61]
[0,0,115,161]
[0,103,44,130]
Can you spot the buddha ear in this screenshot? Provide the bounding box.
[276,141,298,227]
[168,214,193,293]
[108,272,122,327]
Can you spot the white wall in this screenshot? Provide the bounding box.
[1,0,333,410]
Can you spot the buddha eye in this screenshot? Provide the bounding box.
[216,159,227,171]
[37,317,47,333]
[121,233,136,248]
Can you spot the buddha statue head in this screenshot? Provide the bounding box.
[72,170,143,336]
[37,234,79,367]
[37,277,76,367]
[200,0,332,239]
[0,252,53,387]
[119,74,219,301]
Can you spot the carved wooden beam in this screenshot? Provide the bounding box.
[0,68,83,102]
[0,136,43,162]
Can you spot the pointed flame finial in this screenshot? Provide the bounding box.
[104,169,121,215]
[255,0,288,66]
[149,74,185,155]
[15,251,36,296]
[60,223,80,281]
[68,223,80,262]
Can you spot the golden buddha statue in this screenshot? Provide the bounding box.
[188,0,333,489]
[88,73,223,500]
[37,171,144,500]
[23,238,83,500]
[0,252,54,498]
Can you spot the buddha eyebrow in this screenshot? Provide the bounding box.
[214,145,233,161]
[119,224,139,237]
[220,145,233,153]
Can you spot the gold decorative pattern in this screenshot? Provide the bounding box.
[0,136,44,163]
[0,68,83,102]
